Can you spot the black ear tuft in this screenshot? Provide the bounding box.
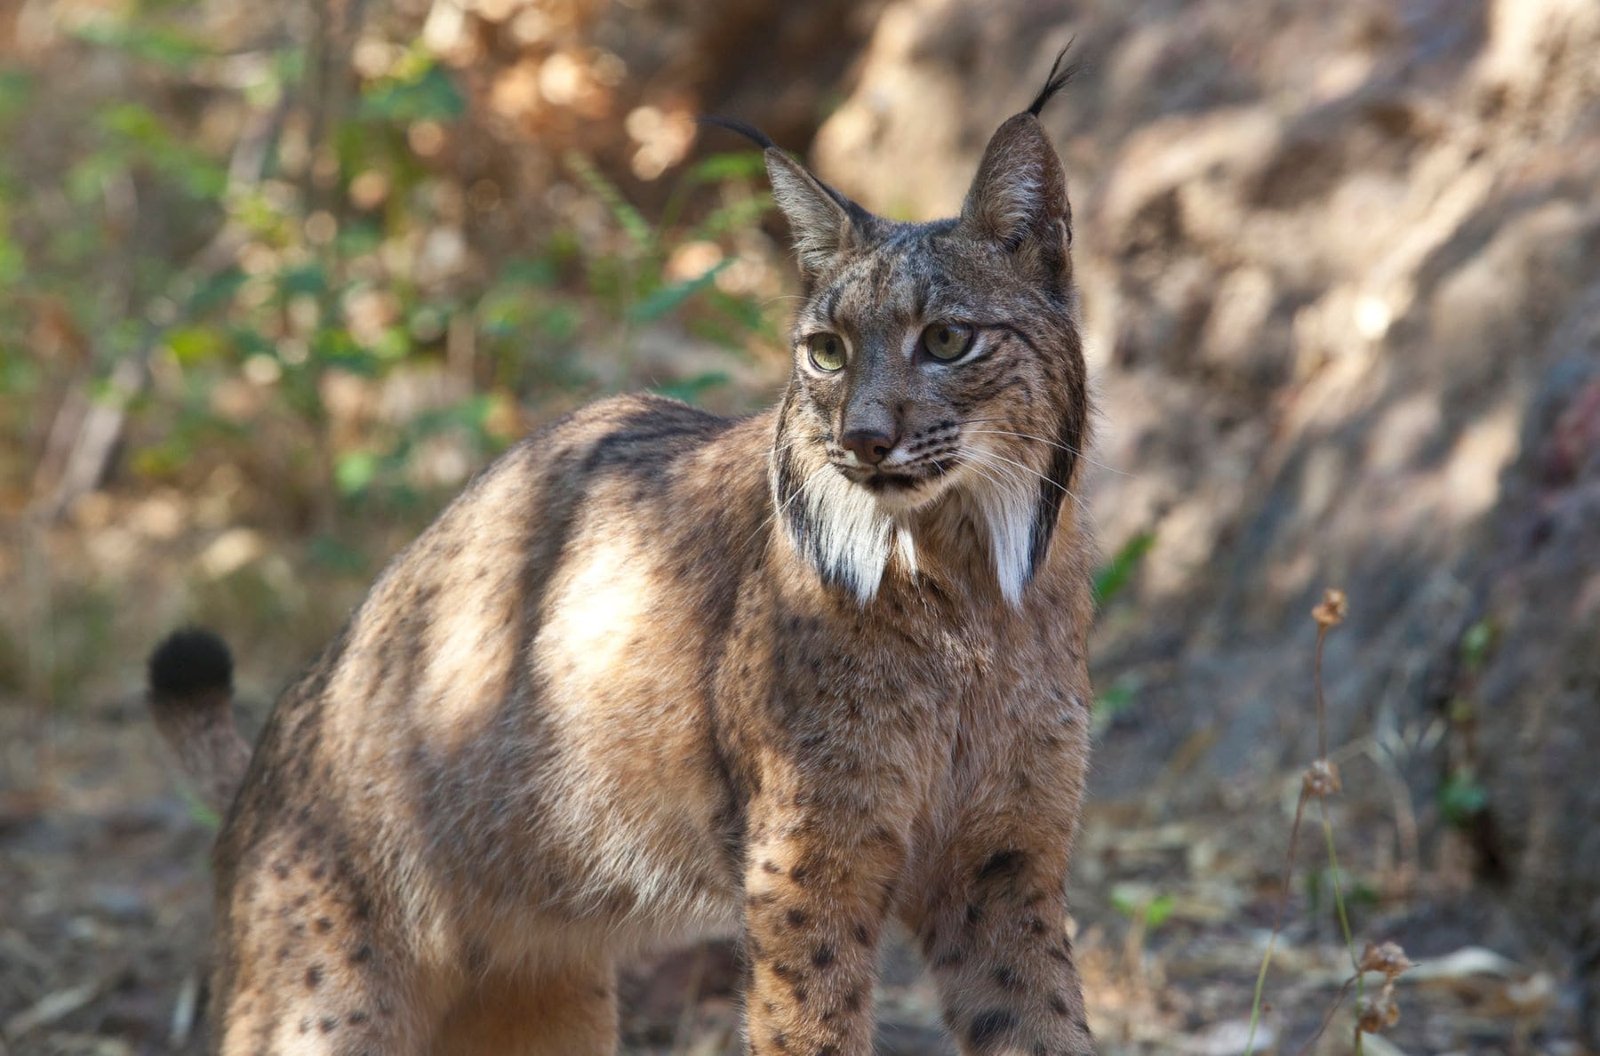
[1027,41,1080,118]
[698,115,780,152]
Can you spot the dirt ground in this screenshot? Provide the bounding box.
[0,624,1579,1055]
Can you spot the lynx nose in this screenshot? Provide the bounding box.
[840,428,899,466]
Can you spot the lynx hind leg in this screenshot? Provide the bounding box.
[434,959,619,1056]
[210,829,440,1055]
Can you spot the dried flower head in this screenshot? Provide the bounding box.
[1357,989,1401,1034]
[1358,940,1414,979]
[1312,588,1348,628]
[1303,758,1342,798]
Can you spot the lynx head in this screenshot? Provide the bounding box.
[726,54,1087,605]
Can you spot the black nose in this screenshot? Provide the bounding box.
[840,428,898,466]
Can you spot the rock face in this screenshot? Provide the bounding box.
[811,0,1600,1032]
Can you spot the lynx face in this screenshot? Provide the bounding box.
[765,113,1087,604]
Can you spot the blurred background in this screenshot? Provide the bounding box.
[3,0,1599,1052]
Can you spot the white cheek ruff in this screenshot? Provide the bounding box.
[964,453,1040,607]
[795,467,897,603]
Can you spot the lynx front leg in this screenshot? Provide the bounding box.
[740,795,909,1056]
[910,842,1096,1056]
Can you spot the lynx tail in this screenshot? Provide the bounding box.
[148,628,251,813]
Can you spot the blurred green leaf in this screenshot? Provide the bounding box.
[687,151,768,184]
[186,268,247,316]
[628,259,731,322]
[1093,530,1155,607]
[1092,673,1141,736]
[1460,618,1496,673]
[566,152,654,251]
[361,64,466,123]
[1439,772,1488,826]
[74,20,213,70]
[335,451,379,495]
[0,70,34,124]
[652,371,730,405]
[694,194,773,240]
[165,325,228,364]
[278,263,329,299]
[308,534,371,575]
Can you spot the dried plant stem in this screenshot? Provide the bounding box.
[1242,789,1309,1056]
[1314,624,1329,759]
[1318,796,1364,1053]
[1244,592,1359,1056]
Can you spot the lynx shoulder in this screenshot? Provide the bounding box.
[150,51,1101,1056]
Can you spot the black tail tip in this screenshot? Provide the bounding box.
[149,628,233,699]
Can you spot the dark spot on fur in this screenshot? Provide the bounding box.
[969,1009,1018,1048]
[978,850,1025,881]
[305,965,323,989]
[844,988,864,1013]
[298,1018,311,1034]
[314,916,333,934]
[772,962,798,981]
[933,948,967,969]
[786,908,809,928]
[349,944,372,965]
[1075,1016,1092,1036]
[1050,993,1070,1015]
[993,965,1023,992]
[853,923,871,946]
[966,903,984,926]
[811,945,835,969]
[818,1046,838,1056]
[772,1031,789,1051]
[348,1010,369,1025]
[319,1017,338,1033]
[793,984,809,1003]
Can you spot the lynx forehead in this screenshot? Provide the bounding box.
[150,49,1100,1056]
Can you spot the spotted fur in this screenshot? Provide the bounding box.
[149,54,1097,1056]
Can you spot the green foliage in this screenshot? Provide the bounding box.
[1091,672,1141,737]
[1,0,778,517]
[1093,530,1155,607]
[1439,771,1488,827]
[360,59,466,123]
[1111,886,1176,930]
[1459,618,1496,673]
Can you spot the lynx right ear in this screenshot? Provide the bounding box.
[959,45,1077,282]
[763,149,871,282]
[959,115,1071,278]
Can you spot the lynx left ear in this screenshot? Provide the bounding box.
[960,113,1072,278]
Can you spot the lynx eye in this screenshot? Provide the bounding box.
[921,322,975,362]
[806,332,847,372]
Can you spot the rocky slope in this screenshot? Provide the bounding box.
[808,0,1600,1036]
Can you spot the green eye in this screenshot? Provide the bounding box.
[806,332,847,372]
[921,322,975,362]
